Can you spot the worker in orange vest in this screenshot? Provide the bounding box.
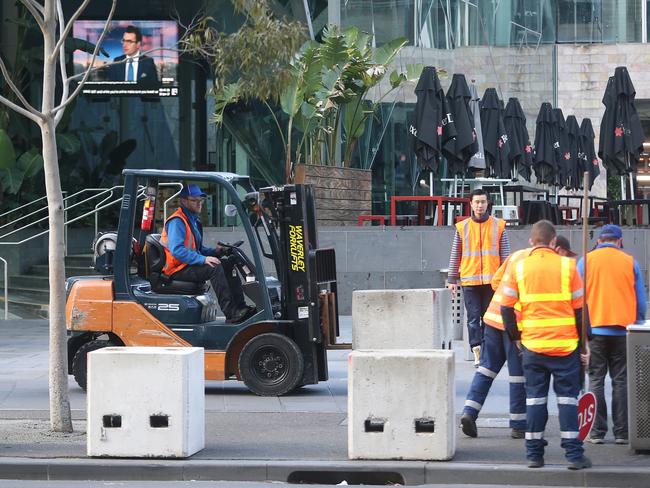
[448,188,510,366]
[460,247,530,439]
[161,183,255,324]
[577,224,646,445]
[501,220,592,470]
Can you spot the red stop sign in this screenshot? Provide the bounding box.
[577,392,597,441]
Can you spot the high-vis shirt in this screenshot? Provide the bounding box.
[501,247,583,356]
[482,248,532,330]
[577,243,646,333]
[161,207,216,275]
[448,215,508,286]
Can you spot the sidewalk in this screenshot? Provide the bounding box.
[0,319,648,486]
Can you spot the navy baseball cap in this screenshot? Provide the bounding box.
[599,224,623,240]
[179,184,206,198]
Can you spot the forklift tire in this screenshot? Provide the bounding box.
[238,333,304,396]
[71,339,118,391]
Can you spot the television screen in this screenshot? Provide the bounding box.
[73,20,179,97]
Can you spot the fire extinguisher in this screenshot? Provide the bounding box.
[140,185,157,231]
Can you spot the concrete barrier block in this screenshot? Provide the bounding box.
[352,289,452,350]
[87,347,205,458]
[348,350,455,460]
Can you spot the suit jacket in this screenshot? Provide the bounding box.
[107,54,158,85]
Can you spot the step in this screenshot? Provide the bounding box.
[4,274,50,289]
[5,286,50,304]
[65,254,94,267]
[30,264,96,277]
[0,291,49,319]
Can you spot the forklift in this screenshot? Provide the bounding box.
[66,169,344,396]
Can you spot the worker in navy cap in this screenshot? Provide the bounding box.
[160,183,255,323]
[577,224,646,444]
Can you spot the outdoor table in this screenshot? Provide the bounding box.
[390,196,471,226]
[558,205,581,224]
[481,184,549,208]
[603,199,650,226]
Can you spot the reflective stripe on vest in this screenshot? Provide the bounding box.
[482,248,531,330]
[456,216,505,286]
[515,252,579,356]
[161,209,196,276]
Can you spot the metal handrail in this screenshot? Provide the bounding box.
[0,257,7,320]
[0,196,48,220]
[0,182,183,318]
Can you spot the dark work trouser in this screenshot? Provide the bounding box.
[463,324,526,429]
[462,284,494,348]
[171,259,245,319]
[588,334,628,440]
[522,347,583,462]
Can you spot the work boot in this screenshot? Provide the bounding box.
[226,305,256,324]
[567,456,592,470]
[460,414,477,438]
[527,458,544,468]
[615,438,629,445]
[472,345,481,367]
[511,428,526,439]
[586,436,604,445]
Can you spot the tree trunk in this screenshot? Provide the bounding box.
[41,118,72,433]
[41,3,72,433]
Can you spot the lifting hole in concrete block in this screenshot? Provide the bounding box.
[364,418,385,432]
[102,415,121,428]
[150,415,169,428]
[415,418,435,433]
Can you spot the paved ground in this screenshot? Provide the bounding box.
[0,318,648,487]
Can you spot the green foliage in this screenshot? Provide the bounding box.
[276,25,421,170]
[180,0,305,103]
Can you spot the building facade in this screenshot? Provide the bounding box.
[2,1,650,219]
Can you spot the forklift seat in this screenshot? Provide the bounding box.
[144,234,206,295]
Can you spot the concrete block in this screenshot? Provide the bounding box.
[348,350,455,460]
[87,347,205,458]
[352,289,452,350]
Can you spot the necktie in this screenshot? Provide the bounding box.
[126,59,134,81]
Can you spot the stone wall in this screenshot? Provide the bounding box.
[207,225,650,315]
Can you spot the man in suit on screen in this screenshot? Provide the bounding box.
[107,25,159,85]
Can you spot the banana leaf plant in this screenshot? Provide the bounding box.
[279,26,423,178]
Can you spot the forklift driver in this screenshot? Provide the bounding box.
[161,184,256,324]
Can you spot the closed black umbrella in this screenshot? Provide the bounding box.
[599,67,644,176]
[480,88,510,179]
[579,118,601,191]
[551,108,570,187]
[468,83,486,173]
[504,97,533,181]
[410,66,457,176]
[565,115,582,190]
[533,102,555,184]
[445,74,478,176]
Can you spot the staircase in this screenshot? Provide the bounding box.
[3,254,96,318]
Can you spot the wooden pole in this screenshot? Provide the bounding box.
[581,171,590,359]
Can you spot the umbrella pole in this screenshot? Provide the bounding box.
[630,172,635,200]
[620,175,626,199]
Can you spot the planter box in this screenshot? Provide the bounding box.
[295,164,372,226]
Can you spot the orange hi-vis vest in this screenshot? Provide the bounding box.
[585,246,636,328]
[502,247,583,356]
[482,248,531,330]
[456,215,506,286]
[161,208,196,276]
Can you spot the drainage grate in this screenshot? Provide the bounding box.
[288,471,405,485]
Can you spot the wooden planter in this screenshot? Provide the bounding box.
[294,164,372,226]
